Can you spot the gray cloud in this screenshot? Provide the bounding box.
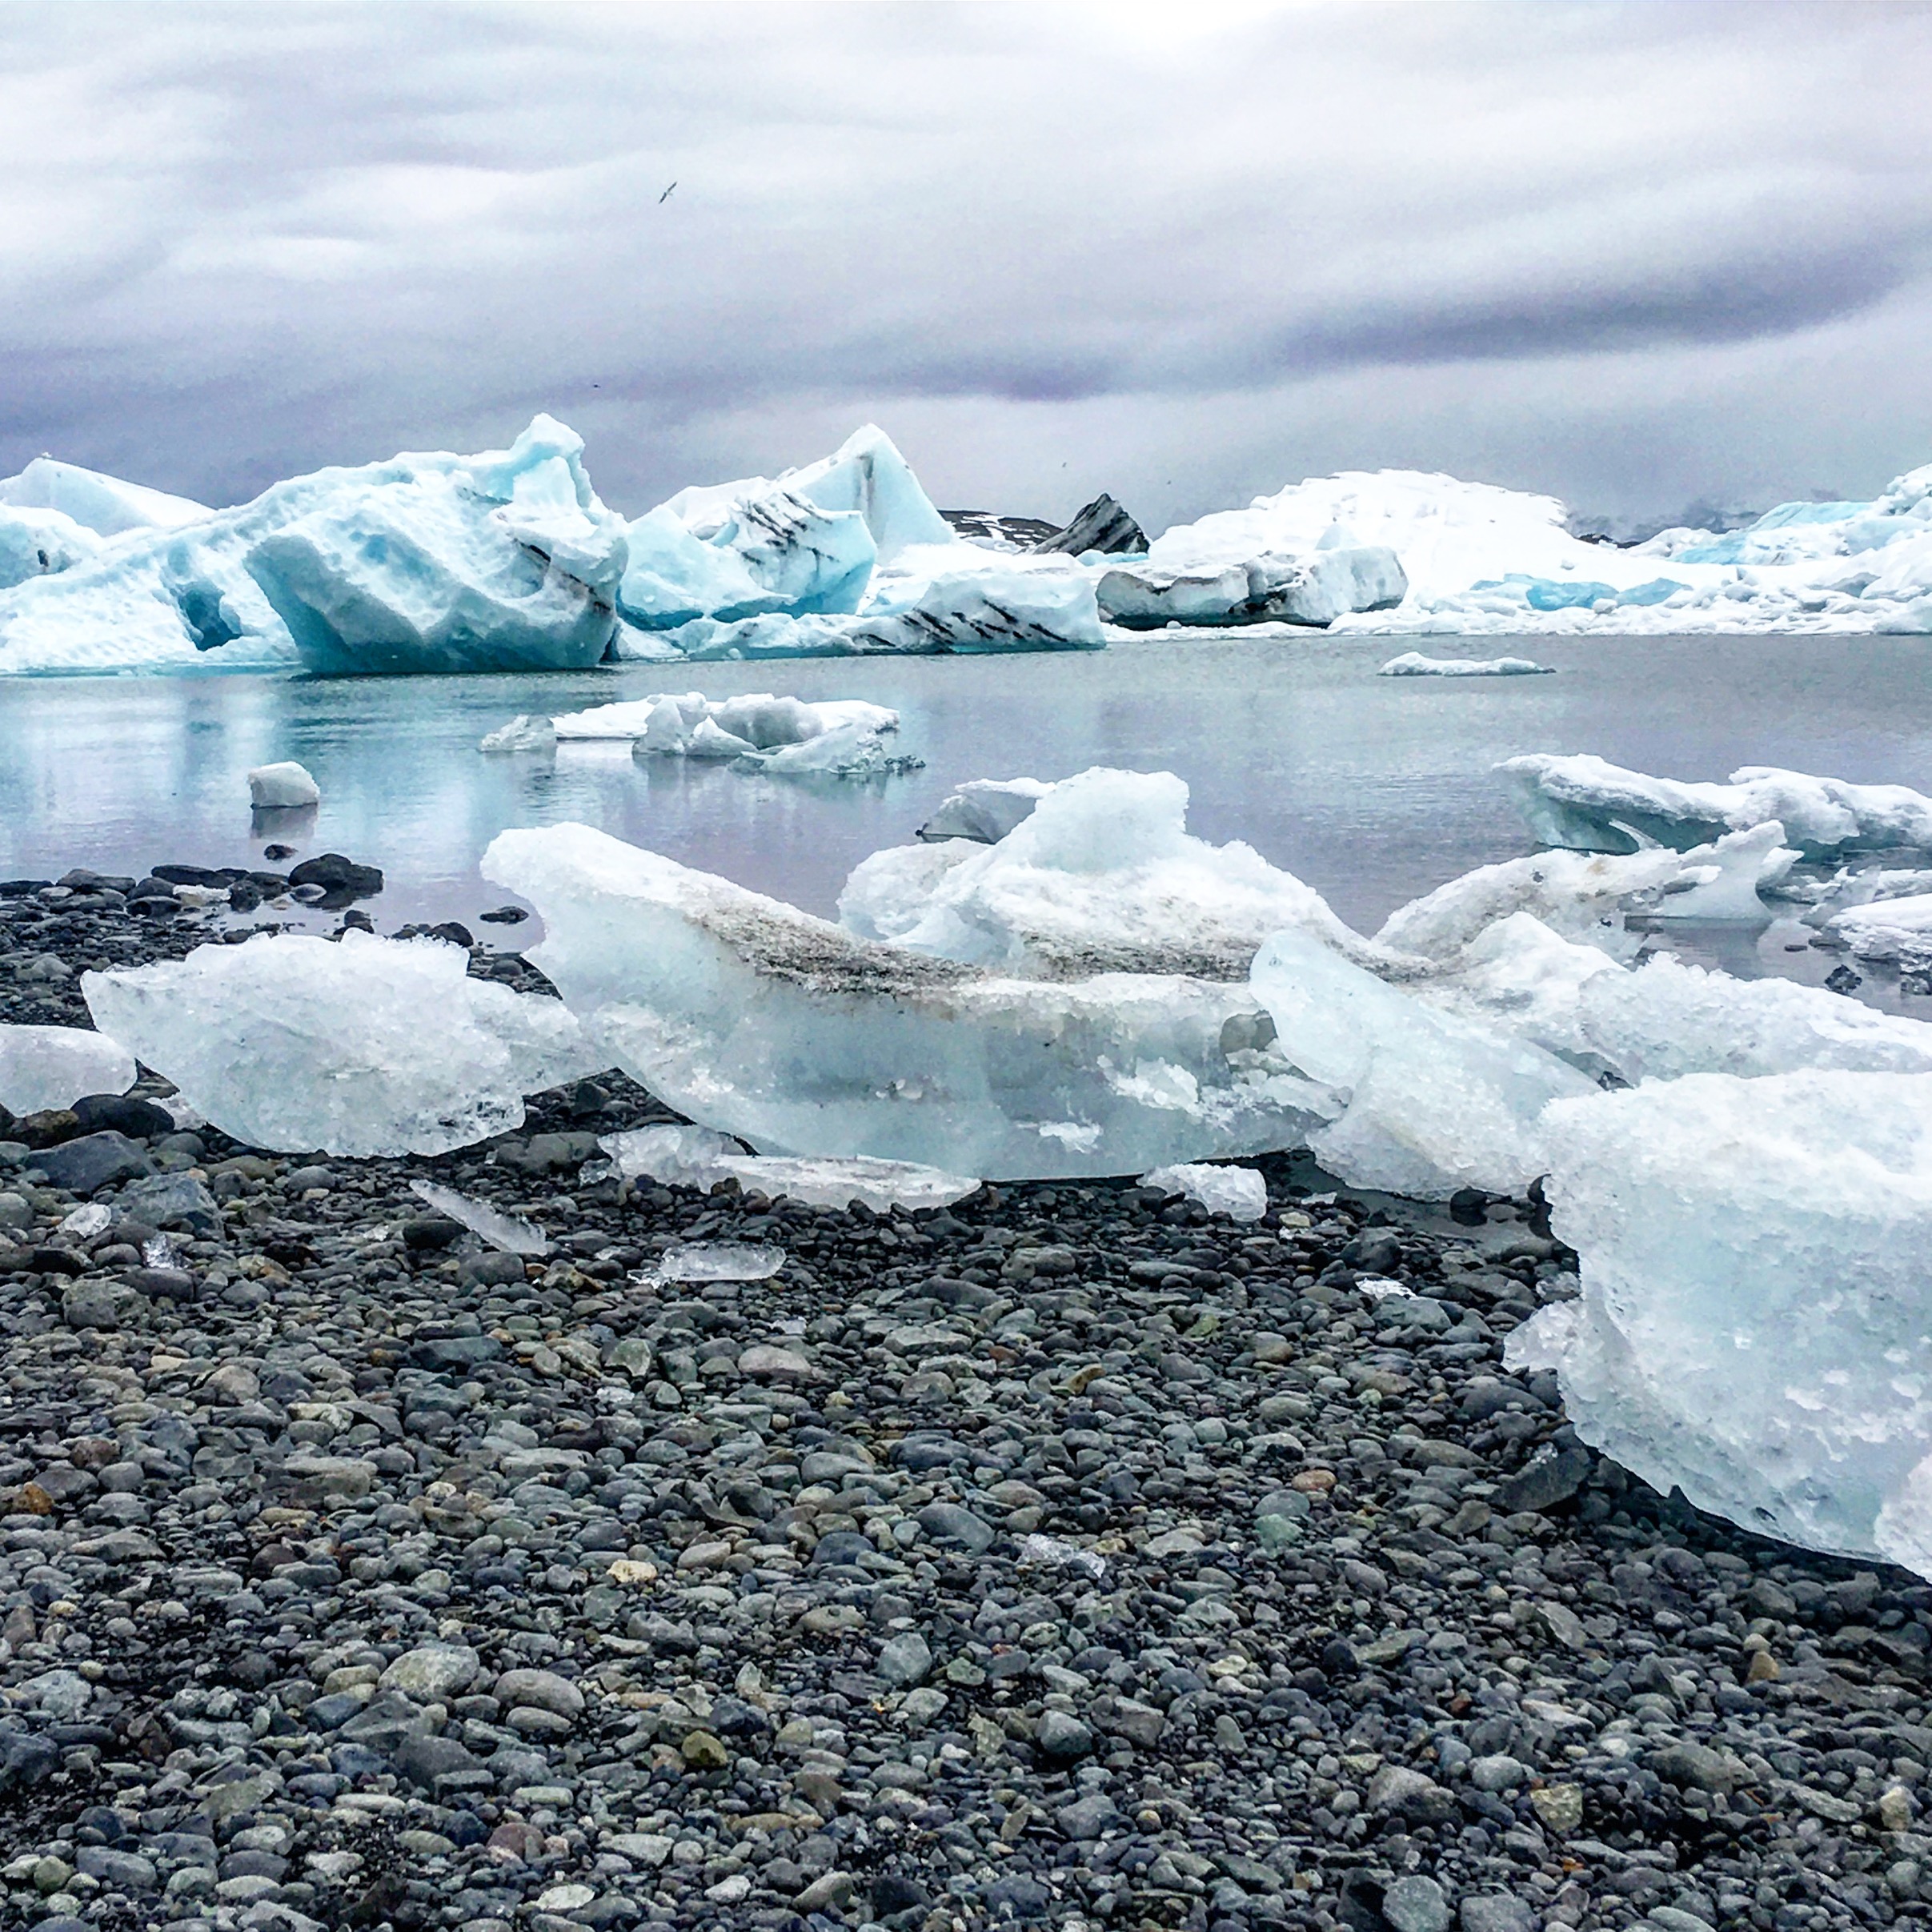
[1,0,1929,529]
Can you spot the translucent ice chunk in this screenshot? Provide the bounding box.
[483,822,1334,1180]
[57,1202,113,1241]
[650,1243,786,1284]
[1140,1162,1267,1223]
[0,1023,137,1114]
[1250,926,1594,1200]
[82,931,596,1157]
[480,714,558,753]
[1507,1071,1932,1577]
[408,1178,551,1257]
[600,1124,976,1212]
[916,777,1055,844]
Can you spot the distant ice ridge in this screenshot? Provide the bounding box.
[1501,752,1932,857]
[0,416,629,675]
[1098,534,1407,631]
[544,691,917,775]
[1378,652,1552,677]
[614,425,1102,659]
[1507,1072,1932,1580]
[82,931,597,1156]
[481,820,1338,1182]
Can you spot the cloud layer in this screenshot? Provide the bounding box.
[2,0,1929,531]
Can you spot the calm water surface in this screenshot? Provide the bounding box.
[4,631,1929,1002]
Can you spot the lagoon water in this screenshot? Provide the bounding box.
[5,630,1931,1005]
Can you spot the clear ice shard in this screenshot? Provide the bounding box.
[0,1023,136,1114]
[1506,1071,1932,1579]
[600,1124,980,1212]
[82,931,596,1157]
[838,768,1404,978]
[1377,651,1553,676]
[481,821,1335,1180]
[649,1244,787,1285]
[479,714,558,753]
[1499,752,1932,858]
[916,778,1055,844]
[1249,927,1595,1200]
[0,414,627,676]
[1140,1162,1268,1223]
[409,1179,551,1257]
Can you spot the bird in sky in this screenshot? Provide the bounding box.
[659,181,677,203]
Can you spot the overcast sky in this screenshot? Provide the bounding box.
[3,0,1930,533]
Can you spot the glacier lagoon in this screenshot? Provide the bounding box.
[6,627,1932,1007]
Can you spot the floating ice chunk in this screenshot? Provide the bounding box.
[0,1023,137,1113]
[1578,953,1932,1081]
[650,1243,787,1285]
[756,720,923,777]
[1099,546,1405,630]
[1645,822,1798,922]
[1140,1161,1267,1223]
[1826,892,1932,964]
[409,1178,551,1257]
[1499,752,1932,857]
[483,822,1336,1180]
[1506,1072,1932,1577]
[82,931,595,1157]
[1250,926,1594,1200]
[0,455,211,538]
[1378,651,1553,677]
[480,714,558,753]
[852,551,1104,653]
[916,777,1055,844]
[0,504,102,591]
[553,691,902,772]
[603,1124,981,1213]
[840,768,1401,979]
[0,414,626,677]
[247,760,321,808]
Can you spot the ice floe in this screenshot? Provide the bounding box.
[1099,537,1405,631]
[600,1122,980,1212]
[1507,1071,1932,1578]
[0,415,628,676]
[82,931,596,1157]
[0,1024,137,1116]
[482,820,1336,1180]
[479,714,559,753]
[1824,894,1932,967]
[247,760,321,808]
[1378,651,1553,677]
[1500,752,1932,858]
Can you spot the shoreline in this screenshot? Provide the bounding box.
[1,884,1929,1931]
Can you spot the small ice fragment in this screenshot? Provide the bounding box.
[649,1243,786,1284]
[142,1234,176,1269]
[58,1202,112,1241]
[1378,652,1553,677]
[1356,1276,1415,1301]
[1017,1533,1108,1579]
[248,760,321,808]
[479,714,557,753]
[409,1178,551,1257]
[0,1022,137,1114]
[1140,1161,1267,1223]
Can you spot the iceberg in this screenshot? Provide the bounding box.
[479,713,559,753]
[1140,1161,1268,1224]
[0,415,627,676]
[838,768,1400,978]
[600,1123,980,1212]
[1249,926,1595,1200]
[1377,651,1553,677]
[0,504,102,592]
[1507,1072,1932,1578]
[549,691,916,777]
[1098,543,1406,630]
[0,455,211,538]
[481,821,1337,1180]
[0,1024,137,1115]
[1824,893,1932,966]
[1499,752,1932,859]
[82,931,595,1157]
[247,760,321,808]
[1028,492,1146,558]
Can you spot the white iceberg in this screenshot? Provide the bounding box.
[1140,1161,1268,1224]
[0,415,627,676]
[247,760,321,808]
[482,821,1336,1180]
[82,931,596,1157]
[0,1024,137,1115]
[1378,652,1553,677]
[1098,539,1406,631]
[601,1122,980,1212]
[1499,752,1932,858]
[0,455,211,538]
[1250,926,1595,1200]
[839,768,1400,979]
[1507,1072,1932,1578]
[1825,893,1932,966]
[551,690,916,777]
